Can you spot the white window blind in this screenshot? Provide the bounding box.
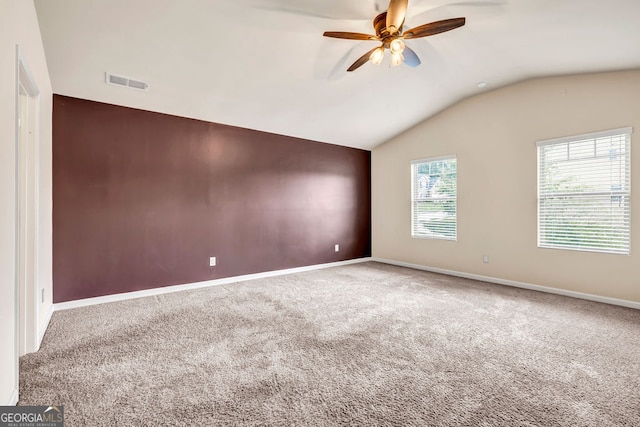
[411,155,457,240]
[537,127,632,254]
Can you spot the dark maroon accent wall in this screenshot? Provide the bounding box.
[52,95,371,302]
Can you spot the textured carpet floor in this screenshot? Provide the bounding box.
[19,262,640,426]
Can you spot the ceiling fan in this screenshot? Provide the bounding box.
[323,0,466,72]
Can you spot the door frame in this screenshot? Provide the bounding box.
[15,45,40,365]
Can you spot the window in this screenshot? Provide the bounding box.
[411,155,457,240]
[537,127,632,254]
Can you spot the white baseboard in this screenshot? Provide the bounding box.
[372,257,640,310]
[7,388,18,406]
[54,257,373,311]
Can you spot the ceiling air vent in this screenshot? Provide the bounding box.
[105,72,149,91]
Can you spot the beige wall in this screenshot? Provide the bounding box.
[1,0,53,404]
[373,70,640,303]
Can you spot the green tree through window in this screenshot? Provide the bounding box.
[537,128,631,254]
[411,156,457,240]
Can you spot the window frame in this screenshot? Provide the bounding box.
[536,127,632,255]
[411,155,457,241]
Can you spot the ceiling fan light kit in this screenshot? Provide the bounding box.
[370,47,385,64]
[391,52,404,66]
[323,0,466,72]
[390,39,405,54]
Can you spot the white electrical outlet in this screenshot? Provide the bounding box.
[209,257,216,267]
[335,244,339,252]
[483,255,489,263]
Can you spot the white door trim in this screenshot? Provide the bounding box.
[14,45,41,402]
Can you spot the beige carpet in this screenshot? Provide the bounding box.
[19,262,640,426]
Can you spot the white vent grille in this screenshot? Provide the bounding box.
[105,72,149,91]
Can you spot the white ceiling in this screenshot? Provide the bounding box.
[34,0,640,150]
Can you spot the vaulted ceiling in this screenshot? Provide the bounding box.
[34,0,640,150]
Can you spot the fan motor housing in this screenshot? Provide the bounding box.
[373,12,387,35]
[374,12,404,38]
